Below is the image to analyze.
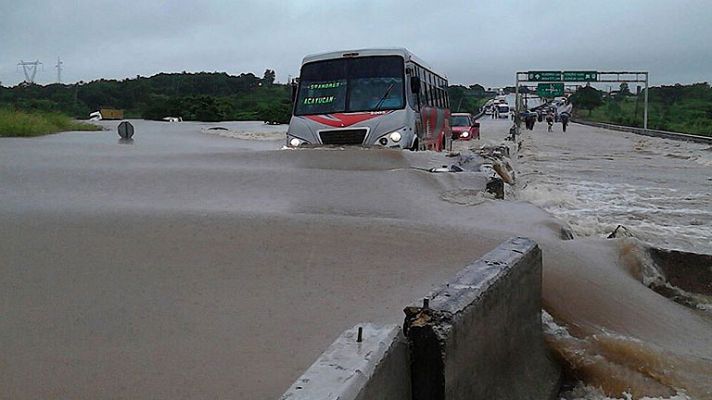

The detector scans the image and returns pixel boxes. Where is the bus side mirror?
[410,76,421,94]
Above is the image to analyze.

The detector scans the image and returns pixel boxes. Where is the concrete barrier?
[281,237,560,400]
[280,323,410,400]
[403,237,560,400]
[572,118,712,144]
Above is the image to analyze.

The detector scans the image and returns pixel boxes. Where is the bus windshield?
[294,56,405,116]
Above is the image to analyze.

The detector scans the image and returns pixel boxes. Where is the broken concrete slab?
[403,237,560,400]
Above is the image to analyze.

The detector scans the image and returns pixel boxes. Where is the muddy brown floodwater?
[507,118,712,399]
[1,119,710,399]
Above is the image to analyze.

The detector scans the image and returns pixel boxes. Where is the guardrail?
[572,118,712,144]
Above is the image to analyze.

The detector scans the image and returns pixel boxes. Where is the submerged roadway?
[1,118,711,399]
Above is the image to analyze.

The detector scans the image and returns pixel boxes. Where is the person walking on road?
[559,101,573,133]
[545,111,554,132]
[525,112,536,130]
[560,112,570,132]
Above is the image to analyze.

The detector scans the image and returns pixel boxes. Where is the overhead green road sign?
[537,83,564,98]
[527,71,562,81]
[563,71,598,82]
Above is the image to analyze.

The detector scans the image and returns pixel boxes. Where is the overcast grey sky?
[1,0,711,87]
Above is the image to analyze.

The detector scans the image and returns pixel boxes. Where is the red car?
[450,113,480,140]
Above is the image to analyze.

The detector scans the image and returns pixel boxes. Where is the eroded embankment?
[541,238,712,399]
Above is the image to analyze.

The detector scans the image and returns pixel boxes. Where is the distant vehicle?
[287,48,452,151]
[162,116,183,122]
[450,113,480,140]
[89,111,102,121]
[99,107,124,120]
[495,103,510,119]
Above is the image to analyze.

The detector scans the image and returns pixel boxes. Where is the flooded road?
[0,120,523,399]
[2,119,710,399]
[513,119,712,255]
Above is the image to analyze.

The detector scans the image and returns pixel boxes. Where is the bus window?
[419,68,427,107]
[294,59,347,115]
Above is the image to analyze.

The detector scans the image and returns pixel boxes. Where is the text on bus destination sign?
[303,96,335,105]
[308,82,344,90]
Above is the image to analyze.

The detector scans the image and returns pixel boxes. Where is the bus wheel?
[410,138,419,151]
[440,135,446,152]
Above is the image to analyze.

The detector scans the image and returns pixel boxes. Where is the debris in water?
[486,178,505,199]
[492,161,514,184]
[608,225,634,239]
[429,165,464,173]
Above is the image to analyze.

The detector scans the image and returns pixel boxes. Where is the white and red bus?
[286,48,451,151]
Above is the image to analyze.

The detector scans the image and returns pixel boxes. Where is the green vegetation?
[576,82,712,137]
[570,86,603,115]
[448,84,493,113]
[0,69,293,124]
[0,108,101,137]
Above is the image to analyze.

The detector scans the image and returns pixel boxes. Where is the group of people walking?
[522,101,572,133]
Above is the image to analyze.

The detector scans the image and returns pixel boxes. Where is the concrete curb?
[572,118,712,144]
[280,323,410,400]
[403,237,560,400]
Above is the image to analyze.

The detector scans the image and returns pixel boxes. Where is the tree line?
[0,69,292,124]
[572,82,712,136]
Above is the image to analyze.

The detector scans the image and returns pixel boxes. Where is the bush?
[256,103,291,124]
[0,108,101,137]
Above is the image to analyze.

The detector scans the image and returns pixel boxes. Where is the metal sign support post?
[644,72,649,130]
[514,73,520,128]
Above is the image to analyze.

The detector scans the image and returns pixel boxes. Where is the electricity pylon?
[18,60,42,84]
[55,57,63,83]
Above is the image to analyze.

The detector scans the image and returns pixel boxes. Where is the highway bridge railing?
[572,118,712,145]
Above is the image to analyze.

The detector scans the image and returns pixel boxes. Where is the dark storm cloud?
[1,0,711,87]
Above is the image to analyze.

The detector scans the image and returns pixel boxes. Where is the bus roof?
[301,48,446,79]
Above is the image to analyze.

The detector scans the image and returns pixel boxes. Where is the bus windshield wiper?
[374,83,395,110]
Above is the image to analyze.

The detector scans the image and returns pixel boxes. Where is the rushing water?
[493,120,712,399]
[514,122,712,255]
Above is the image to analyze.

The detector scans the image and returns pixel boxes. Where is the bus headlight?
[389,131,402,142]
[289,138,302,147]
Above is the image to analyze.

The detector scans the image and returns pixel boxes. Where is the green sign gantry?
[562,71,598,82]
[527,71,562,82]
[537,83,564,98]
